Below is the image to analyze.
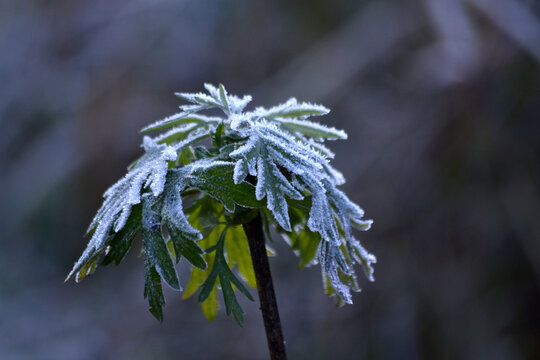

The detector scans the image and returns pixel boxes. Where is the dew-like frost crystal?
[67,137,178,281]
[69,83,375,321]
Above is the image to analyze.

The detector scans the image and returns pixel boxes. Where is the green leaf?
[218,84,230,114]
[182,201,224,319]
[182,227,219,299]
[186,162,262,211]
[197,228,254,326]
[220,274,245,326]
[198,258,220,303]
[178,147,194,165]
[225,226,257,288]
[183,265,207,299]
[213,122,224,148]
[71,84,375,323]
[169,228,206,269]
[282,197,320,268]
[75,254,100,282]
[144,257,166,322]
[201,284,219,321]
[225,207,257,226]
[155,124,199,145]
[162,183,206,269]
[142,196,180,291]
[185,196,223,237]
[193,146,217,159]
[217,143,237,160]
[291,229,320,269]
[102,204,142,266]
[67,137,177,282]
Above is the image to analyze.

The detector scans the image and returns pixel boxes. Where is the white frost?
[73,84,375,305]
[68,137,178,280]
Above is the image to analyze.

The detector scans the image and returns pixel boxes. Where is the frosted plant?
[67,84,375,359]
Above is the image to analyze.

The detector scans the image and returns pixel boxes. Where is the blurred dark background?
[1,0,539,359]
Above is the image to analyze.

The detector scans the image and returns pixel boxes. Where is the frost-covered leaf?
[69,83,375,324]
[218,84,230,114]
[102,203,142,266]
[141,195,180,291]
[67,137,177,282]
[153,123,198,145]
[185,161,262,211]
[204,83,252,114]
[224,96,373,303]
[256,98,330,119]
[174,83,236,116]
[276,118,347,140]
[230,123,324,231]
[75,254,100,282]
[141,113,221,133]
[248,98,345,140]
[228,112,372,303]
[176,92,222,108]
[162,183,206,269]
[280,198,321,269]
[169,126,216,152]
[305,178,376,303]
[141,194,181,322]
[228,119,344,231]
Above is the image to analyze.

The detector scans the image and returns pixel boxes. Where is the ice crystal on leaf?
[66,137,177,282]
[68,84,375,324]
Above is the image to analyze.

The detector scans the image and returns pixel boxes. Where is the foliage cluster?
[67,84,375,325]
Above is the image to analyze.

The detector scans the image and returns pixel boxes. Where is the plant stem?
[244,212,288,360]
